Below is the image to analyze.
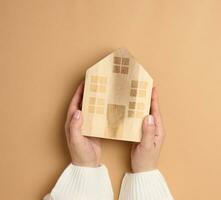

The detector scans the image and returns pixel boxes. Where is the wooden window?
[131,80,138,88]
[88,97,105,115]
[130,89,137,97]
[121,66,129,74]
[88,106,95,113]
[90,75,107,93]
[128,110,135,117]
[114,56,121,64]
[113,65,120,73]
[129,102,136,109]
[122,58,129,65]
[139,81,148,89]
[113,56,130,74]
[138,90,146,97]
[128,101,145,118]
[130,80,148,97]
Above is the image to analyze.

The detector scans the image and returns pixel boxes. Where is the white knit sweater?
[43,164,174,200]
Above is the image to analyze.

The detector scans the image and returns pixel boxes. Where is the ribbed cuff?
[51,164,113,200]
[119,170,174,200]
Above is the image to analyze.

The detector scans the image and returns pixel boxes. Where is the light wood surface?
[82,48,153,142]
[0,1,221,200]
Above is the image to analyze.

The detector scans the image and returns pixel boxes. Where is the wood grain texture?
[82,49,153,142]
[0,1,221,200]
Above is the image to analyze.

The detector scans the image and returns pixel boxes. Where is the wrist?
[132,163,157,173]
[72,160,101,168]
[132,167,157,173]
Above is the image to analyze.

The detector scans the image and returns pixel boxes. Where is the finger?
[67,81,84,123]
[69,110,84,143]
[150,87,164,126]
[140,115,156,149]
[150,87,160,117]
[151,87,165,146]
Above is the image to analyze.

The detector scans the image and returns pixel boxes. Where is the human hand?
[131,87,165,173]
[65,81,101,167]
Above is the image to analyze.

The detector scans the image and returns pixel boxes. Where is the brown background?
[1,0,221,199]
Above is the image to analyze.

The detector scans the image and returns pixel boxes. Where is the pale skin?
[65,81,165,172]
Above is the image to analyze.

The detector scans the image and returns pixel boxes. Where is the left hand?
[64,81,101,167]
[131,87,166,173]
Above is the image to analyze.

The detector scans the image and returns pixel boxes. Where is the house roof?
[86,48,153,82]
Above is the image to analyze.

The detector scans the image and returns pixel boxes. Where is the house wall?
[1,1,221,200]
[81,52,152,141]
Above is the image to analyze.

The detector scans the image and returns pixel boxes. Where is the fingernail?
[147,115,154,125]
[73,110,81,120]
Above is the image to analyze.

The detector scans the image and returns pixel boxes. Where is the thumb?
[69,110,83,141]
[141,115,156,148]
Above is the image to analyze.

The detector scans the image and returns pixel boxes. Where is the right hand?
[131,87,166,173]
[65,81,101,167]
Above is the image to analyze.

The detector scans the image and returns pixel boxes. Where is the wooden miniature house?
[82,48,153,142]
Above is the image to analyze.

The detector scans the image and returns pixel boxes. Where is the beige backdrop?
[1,0,221,199]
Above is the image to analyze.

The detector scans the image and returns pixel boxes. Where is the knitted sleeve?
[43,164,113,200]
[119,169,174,200]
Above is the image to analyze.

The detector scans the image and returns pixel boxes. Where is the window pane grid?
[130,80,148,97]
[90,76,107,93]
[128,101,144,118]
[88,97,105,114]
[113,57,129,74]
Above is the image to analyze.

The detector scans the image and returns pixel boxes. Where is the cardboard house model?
[82,48,153,142]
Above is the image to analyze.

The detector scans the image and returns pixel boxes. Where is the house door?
[106,104,125,139]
